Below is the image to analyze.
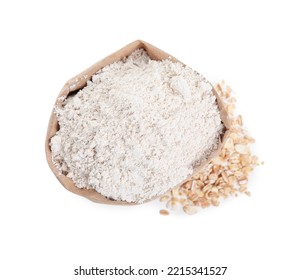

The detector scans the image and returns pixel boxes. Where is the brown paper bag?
[45,40,230,205]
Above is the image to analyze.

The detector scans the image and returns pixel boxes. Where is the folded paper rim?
[45,39,231,205]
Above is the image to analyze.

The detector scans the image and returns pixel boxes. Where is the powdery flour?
[50,49,224,203]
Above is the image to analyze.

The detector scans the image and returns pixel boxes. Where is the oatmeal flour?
[50,49,224,203]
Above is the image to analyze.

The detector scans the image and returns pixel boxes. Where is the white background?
[0,1,299,279]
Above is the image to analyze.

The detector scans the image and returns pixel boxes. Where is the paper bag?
[45,40,230,204]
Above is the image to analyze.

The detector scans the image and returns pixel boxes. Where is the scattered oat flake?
[183,205,198,215]
[159,209,170,216]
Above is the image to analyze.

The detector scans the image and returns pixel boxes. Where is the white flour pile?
[50,49,224,203]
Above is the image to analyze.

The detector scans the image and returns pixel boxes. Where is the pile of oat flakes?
[159,82,261,215]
